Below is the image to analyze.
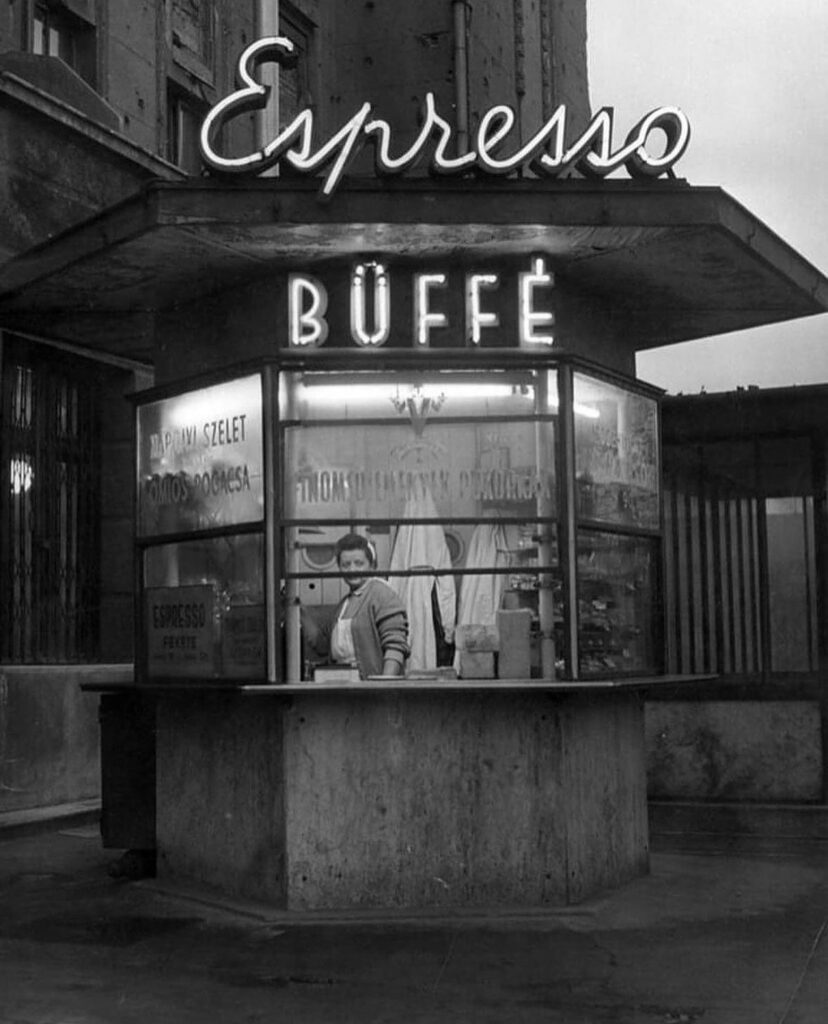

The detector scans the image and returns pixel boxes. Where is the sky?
[587,0,828,395]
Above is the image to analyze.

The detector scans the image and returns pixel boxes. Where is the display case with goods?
[133,357,663,685]
[577,530,659,676]
[499,523,564,677]
[570,372,662,678]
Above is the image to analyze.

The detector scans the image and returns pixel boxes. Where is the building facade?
[2,3,827,864]
[0,1,591,819]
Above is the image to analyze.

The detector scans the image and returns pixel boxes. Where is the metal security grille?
[663,473,763,675]
[1,340,101,662]
[663,438,818,678]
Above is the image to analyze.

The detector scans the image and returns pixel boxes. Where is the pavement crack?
[430,930,458,993]
[777,914,828,1024]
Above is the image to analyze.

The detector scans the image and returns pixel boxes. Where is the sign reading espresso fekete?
[199,36,691,197]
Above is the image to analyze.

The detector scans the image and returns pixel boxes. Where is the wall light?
[10,458,33,495]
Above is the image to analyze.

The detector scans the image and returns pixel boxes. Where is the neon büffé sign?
[200,37,691,198]
[288,256,556,349]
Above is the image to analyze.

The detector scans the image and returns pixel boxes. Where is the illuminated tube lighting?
[299,380,599,417]
[351,262,390,346]
[414,274,448,346]
[519,257,555,346]
[200,39,691,197]
[301,381,525,407]
[465,274,500,344]
[289,274,329,347]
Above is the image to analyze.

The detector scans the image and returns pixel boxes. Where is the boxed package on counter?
[455,623,499,679]
[313,665,360,683]
[455,623,499,652]
[496,608,532,679]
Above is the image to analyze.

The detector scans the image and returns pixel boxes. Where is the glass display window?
[577,530,659,676]
[280,368,560,681]
[144,535,265,679]
[573,372,660,530]
[137,374,264,537]
[134,359,663,684]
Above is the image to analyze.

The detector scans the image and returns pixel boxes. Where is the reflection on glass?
[137,375,265,536]
[577,530,658,676]
[280,369,561,681]
[573,374,659,529]
[144,534,265,679]
[284,420,556,523]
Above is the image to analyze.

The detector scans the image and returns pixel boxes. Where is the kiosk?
[1,115,825,909]
[135,343,663,908]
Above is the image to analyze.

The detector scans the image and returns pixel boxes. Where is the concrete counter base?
[155,688,648,910]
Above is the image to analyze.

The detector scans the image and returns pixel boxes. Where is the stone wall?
[646,700,823,803]
[0,665,130,815]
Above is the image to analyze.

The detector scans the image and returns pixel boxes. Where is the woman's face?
[338,548,372,591]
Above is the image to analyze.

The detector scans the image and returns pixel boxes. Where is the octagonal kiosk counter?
[129,352,694,911]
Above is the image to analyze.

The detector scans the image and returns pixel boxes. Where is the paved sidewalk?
[1,825,827,1023]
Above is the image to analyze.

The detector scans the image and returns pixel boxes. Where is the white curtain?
[453,523,510,672]
[389,488,456,672]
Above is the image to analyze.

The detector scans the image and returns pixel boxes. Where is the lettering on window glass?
[137,376,263,535]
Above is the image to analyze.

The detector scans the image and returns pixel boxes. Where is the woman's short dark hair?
[335,532,376,567]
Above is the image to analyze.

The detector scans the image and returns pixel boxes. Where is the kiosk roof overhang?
[0,177,825,363]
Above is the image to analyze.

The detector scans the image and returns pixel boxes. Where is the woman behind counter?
[303,533,410,679]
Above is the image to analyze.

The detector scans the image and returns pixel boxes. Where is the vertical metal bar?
[534,370,556,679]
[672,474,686,673]
[661,474,677,673]
[723,490,738,673]
[263,366,281,683]
[256,0,281,174]
[745,493,757,671]
[683,491,695,675]
[751,435,764,675]
[453,1,470,154]
[696,469,712,674]
[753,437,769,676]
[36,364,49,659]
[736,493,750,673]
[709,476,724,676]
[557,365,579,678]
[671,475,683,675]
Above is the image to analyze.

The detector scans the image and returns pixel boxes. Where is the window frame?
[29,0,97,88]
[133,355,663,685]
[166,80,211,174]
[0,334,102,663]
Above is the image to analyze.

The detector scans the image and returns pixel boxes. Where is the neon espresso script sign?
[199,37,691,198]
